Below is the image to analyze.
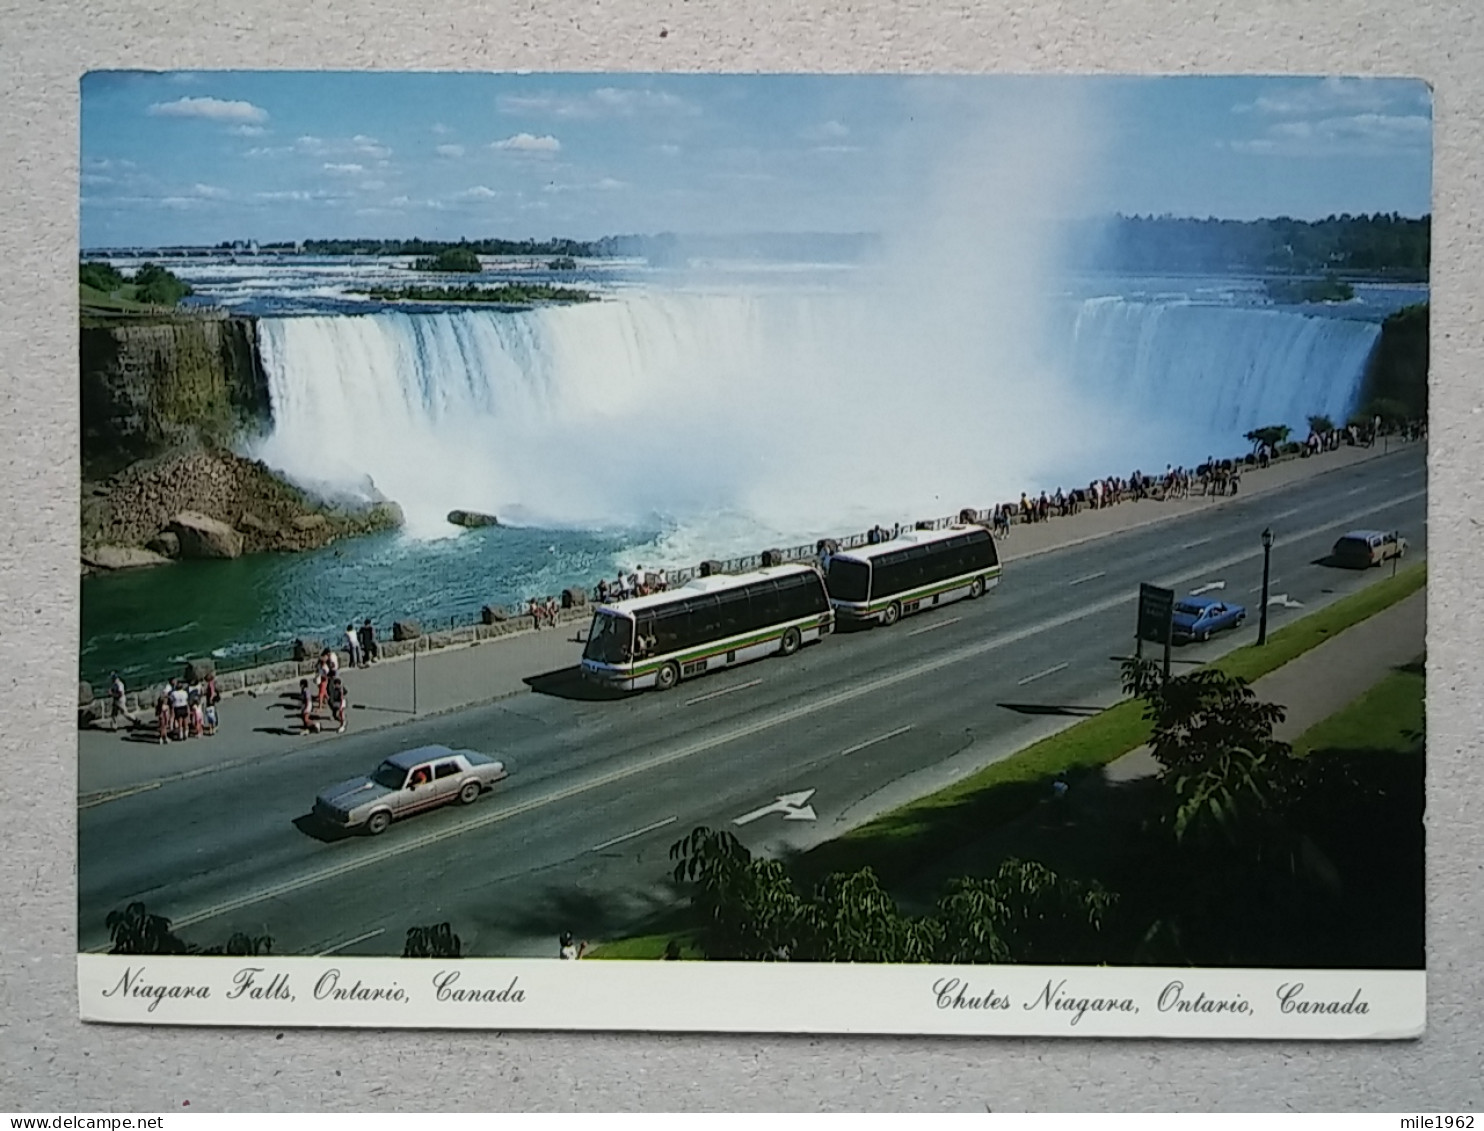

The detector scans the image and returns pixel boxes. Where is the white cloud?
[1236,77,1429,118]
[352,134,391,158]
[192,183,229,198]
[359,180,386,191]
[245,145,293,158]
[323,162,365,175]
[1233,112,1430,157]
[655,143,681,156]
[436,144,466,158]
[497,87,696,119]
[457,185,500,199]
[803,119,850,140]
[493,132,561,152]
[595,177,626,190]
[80,173,113,186]
[813,144,863,154]
[148,96,269,124]
[255,190,317,201]
[431,122,452,135]
[229,124,267,137]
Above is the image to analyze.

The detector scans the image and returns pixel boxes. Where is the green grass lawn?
[1293,657,1425,756]
[79,282,152,313]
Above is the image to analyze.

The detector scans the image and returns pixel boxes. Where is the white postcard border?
[79,956,1423,1038]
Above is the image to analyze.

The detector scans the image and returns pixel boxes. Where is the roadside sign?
[1137,583,1175,645]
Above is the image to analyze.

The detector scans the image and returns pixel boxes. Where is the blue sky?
[80,72,1432,247]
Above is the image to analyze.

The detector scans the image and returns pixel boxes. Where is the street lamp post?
[1258,527,1274,647]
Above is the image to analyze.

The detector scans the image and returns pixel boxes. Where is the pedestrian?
[358,618,379,665]
[168,679,190,741]
[203,699,218,736]
[316,651,331,708]
[345,623,363,669]
[558,931,587,960]
[108,671,128,731]
[155,691,171,745]
[298,678,321,734]
[187,682,205,737]
[328,675,349,734]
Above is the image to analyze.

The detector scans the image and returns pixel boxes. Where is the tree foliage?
[1121,657,1297,849]
[1306,414,1336,436]
[403,922,464,958]
[411,247,483,273]
[80,260,125,292]
[669,827,1114,963]
[1244,424,1291,451]
[131,262,194,305]
[105,901,271,956]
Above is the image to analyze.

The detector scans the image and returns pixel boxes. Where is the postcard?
[77,71,1428,1037]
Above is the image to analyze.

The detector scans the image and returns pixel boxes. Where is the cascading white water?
[1058,297,1380,449]
[252,287,1379,547]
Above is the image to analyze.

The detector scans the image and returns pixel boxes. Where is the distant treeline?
[154,213,1432,278]
[1071,213,1430,279]
[1358,302,1428,423]
[301,236,593,258]
[359,283,596,305]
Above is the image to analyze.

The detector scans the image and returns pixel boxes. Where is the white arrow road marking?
[312,927,386,957]
[100,487,1422,943]
[1018,662,1069,686]
[840,725,912,757]
[1267,593,1305,609]
[685,679,761,706]
[1068,571,1106,586]
[907,616,961,636]
[733,789,817,825]
[591,815,678,852]
[1190,580,1227,595]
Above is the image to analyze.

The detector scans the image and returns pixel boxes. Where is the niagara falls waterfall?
[252,290,1380,541]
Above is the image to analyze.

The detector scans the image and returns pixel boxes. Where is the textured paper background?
[3,0,1481,1111]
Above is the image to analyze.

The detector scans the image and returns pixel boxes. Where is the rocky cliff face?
[81,447,404,570]
[80,316,269,476]
[80,315,403,571]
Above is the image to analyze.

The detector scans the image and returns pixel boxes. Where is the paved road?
[78,445,1427,957]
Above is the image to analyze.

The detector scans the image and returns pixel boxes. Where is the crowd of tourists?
[115,671,223,746]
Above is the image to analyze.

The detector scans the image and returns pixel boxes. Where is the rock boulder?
[292,637,323,662]
[393,620,423,642]
[182,658,216,683]
[168,511,244,559]
[447,509,500,528]
[83,545,173,571]
[480,605,509,624]
[146,531,181,558]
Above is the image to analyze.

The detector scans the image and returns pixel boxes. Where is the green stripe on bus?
[626,614,830,676]
[863,569,1001,612]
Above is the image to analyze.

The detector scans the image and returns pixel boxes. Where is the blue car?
[1171,595,1247,643]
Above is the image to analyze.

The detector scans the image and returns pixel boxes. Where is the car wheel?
[1199,630,1210,643]
[655,662,680,691]
[458,780,482,805]
[366,810,392,836]
[969,577,985,599]
[779,626,802,656]
[881,602,901,627]
[1235,615,1245,628]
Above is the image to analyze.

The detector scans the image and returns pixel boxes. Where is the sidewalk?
[76,437,1421,800]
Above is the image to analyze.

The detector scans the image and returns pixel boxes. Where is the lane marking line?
[1400,469,1423,478]
[685,679,761,706]
[1181,537,1212,549]
[840,725,913,757]
[78,781,161,809]
[1345,485,1370,496]
[907,617,961,636]
[1268,507,1301,521]
[313,927,386,957]
[590,815,679,852]
[1068,571,1106,586]
[1018,662,1069,686]
[116,487,1425,938]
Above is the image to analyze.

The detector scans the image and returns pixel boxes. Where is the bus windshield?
[826,558,870,602]
[583,611,634,664]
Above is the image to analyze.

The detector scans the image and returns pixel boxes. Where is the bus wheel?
[881,602,901,627]
[655,662,680,691]
[969,577,985,599]
[780,627,801,656]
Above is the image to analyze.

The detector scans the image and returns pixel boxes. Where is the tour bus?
[580,563,834,692]
[823,524,1001,626]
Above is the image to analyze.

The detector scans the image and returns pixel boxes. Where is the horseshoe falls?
[252,288,1381,545]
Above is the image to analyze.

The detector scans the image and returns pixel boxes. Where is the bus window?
[583,612,635,664]
[826,558,870,602]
